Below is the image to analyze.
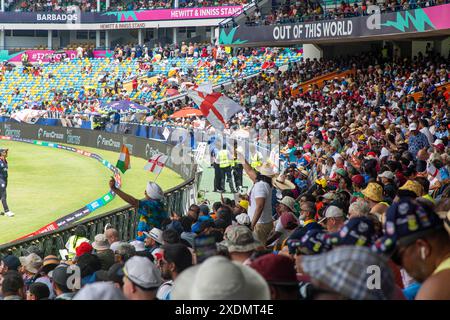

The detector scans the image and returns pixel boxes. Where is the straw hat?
[272,174,295,190]
[256,162,278,177]
[361,182,383,203]
[278,196,296,212]
[399,180,424,197]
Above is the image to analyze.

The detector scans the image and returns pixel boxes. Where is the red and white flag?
[187,83,243,131]
[144,153,168,176]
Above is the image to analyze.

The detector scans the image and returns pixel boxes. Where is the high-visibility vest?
[251,153,262,169]
[65,235,90,259]
[218,150,231,168]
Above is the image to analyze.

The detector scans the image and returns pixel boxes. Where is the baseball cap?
[329,217,376,247]
[322,192,336,201]
[1,254,20,271]
[49,264,72,287]
[351,174,365,187]
[219,225,261,253]
[408,123,417,131]
[123,256,162,290]
[235,213,251,226]
[250,254,298,286]
[288,229,332,255]
[374,199,444,262]
[130,240,146,252]
[378,171,395,180]
[319,205,345,223]
[336,168,348,177]
[76,242,93,257]
[143,227,164,245]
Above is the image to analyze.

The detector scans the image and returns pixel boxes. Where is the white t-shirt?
[248,181,273,224]
[156,280,173,300]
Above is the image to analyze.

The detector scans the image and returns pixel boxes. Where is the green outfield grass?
[0,140,183,245]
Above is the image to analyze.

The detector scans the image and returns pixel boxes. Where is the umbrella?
[166,88,179,97]
[102,100,150,112]
[170,108,203,119]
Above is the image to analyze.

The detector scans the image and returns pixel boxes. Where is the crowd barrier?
[0,122,200,257]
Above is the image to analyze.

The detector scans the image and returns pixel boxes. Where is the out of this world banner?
[219,4,450,46]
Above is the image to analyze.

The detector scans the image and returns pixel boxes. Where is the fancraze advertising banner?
[0,135,121,240]
[0,122,195,181]
[0,122,195,240]
[0,6,242,24]
[219,4,450,46]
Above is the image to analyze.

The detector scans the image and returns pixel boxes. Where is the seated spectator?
[27,282,50,300]
[1,270,25,300]
[121,256,162,300]
[219,225,261,265]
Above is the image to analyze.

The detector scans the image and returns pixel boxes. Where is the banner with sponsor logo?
[0,6,242,24]
[0,122,195,180]
[4,49,114,63]
[219,4,450,46]
[0,135,120,241]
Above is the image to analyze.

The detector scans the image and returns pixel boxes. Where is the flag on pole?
[144,153,168,176]
[187,83,243,131]
[116,145,131,173]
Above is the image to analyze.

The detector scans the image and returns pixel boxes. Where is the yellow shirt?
[433,256,450,275]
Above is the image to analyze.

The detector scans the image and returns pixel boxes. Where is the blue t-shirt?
[136,199,167,241]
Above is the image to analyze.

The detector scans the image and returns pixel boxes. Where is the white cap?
[319,206,344,223]
[378,171,395,180]
[235,213,251,226]
[146,182,164,200]
[130,240,146,252]
[409,123,417,131]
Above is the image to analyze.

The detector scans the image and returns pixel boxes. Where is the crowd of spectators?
[244,0,448,26]
[5,0,248,12]
[0,42,449,300]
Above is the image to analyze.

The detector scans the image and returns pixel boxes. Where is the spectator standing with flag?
[109,178,167,243]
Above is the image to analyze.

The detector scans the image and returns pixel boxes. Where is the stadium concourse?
[0,41,449,300]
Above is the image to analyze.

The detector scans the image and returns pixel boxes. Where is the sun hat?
[399,180,424,197]
[122,256,162,290]
[40,255,60,274]
[272,174,295,190]
[250,254,298,286]
[143,227,164,245]
[378,171,395,180]
[301,246,395,300]
[171,256,270,300]
[319,206,345,223]
[92,234,110,251]
[19,253,43,274]
[361,182,383,202]
[278,196,296,212]
[256,162,278,177]
[219,225,261,253]
[146,182,164,200]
